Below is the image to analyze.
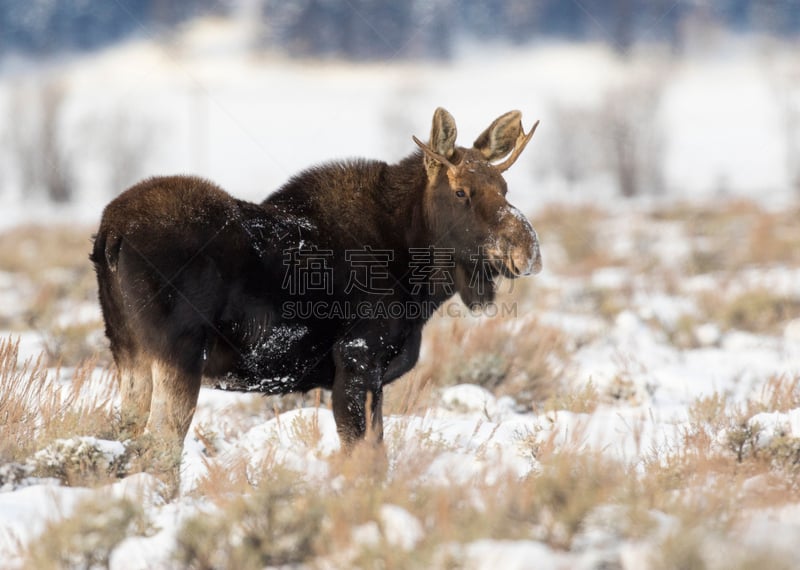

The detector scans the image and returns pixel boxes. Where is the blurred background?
[0,0,798,223]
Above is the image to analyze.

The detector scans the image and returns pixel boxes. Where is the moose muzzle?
[490,205,542,278]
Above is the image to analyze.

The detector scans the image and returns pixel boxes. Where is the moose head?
[414,107,542,309]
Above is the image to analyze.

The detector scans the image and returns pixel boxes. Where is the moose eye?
[455,189,467,199]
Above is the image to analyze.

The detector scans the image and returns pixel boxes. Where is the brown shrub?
[718,289,800,334]
[23,494,151,569]
[174,467,325,570]
[653,200,800,274]
[534,205,612,274]
[0,337,117,468]
[412,311,570,408]
[0,224,104,366]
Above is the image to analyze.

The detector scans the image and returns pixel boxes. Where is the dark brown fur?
[91,108,541,453]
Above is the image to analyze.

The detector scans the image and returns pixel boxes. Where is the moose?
[91,108,541,456]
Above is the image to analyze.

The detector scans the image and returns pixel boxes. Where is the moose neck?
[381,152,433,250]
[262,152,439,263]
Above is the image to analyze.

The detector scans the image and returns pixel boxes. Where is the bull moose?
[91,107,541,456]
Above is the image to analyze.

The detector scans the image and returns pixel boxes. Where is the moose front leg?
[332,380,383,451]
[332,341,384,452]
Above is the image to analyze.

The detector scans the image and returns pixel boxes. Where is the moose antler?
[412,136,458,174]
[492,120,540,173]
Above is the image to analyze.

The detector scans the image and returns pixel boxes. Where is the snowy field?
[1,18,800,570]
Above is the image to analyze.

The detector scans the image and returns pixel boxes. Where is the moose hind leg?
[145,359,202,452]
[117,357,153,438]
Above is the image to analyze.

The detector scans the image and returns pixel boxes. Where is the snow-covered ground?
[2,296,800,567]
[1,17,800,570]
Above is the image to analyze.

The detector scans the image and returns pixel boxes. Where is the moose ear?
[473,110,523,162]
[424,107,457,173]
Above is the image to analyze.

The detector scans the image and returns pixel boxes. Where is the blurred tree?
[505,0,545,44]
[750,0,800,37]
[1,0,800,61]
[263,0,451,60]
[0,0,225,58]
[612,0,634,54]
[263,0,348,57]
[343,1,413,60]
[8,79,75,203]
[602,71,665,198]
[539,0,586,40]
[459,0,505,40]
[411,0,453,60]
[721,0,752,31]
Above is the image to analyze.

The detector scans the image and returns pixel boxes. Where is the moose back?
[91,107,541,452]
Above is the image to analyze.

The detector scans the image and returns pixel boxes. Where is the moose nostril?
[509,241,542,277]
[510,249,530,276]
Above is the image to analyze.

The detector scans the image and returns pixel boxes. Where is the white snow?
[459,540,571,570]
[348,504,423,550]
[749,409,800,448]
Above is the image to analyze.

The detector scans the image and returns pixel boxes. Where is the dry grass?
[384,368,439,417]
[175,466,326,569]
[653,200,800,274]
[0,225,94,275]
[716,289,800,334]
[744,206,800,266]
[543,380,601,414]
[756,374,800,413]
[409,311,570,409]
[22,494,152,570]
[0,224,104,366]
[176,429,631,570]
[534,204,613,274]
[171,373,800,568]
[691,286,800,336]
[0,337,121,485]
[642,380,800,513]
